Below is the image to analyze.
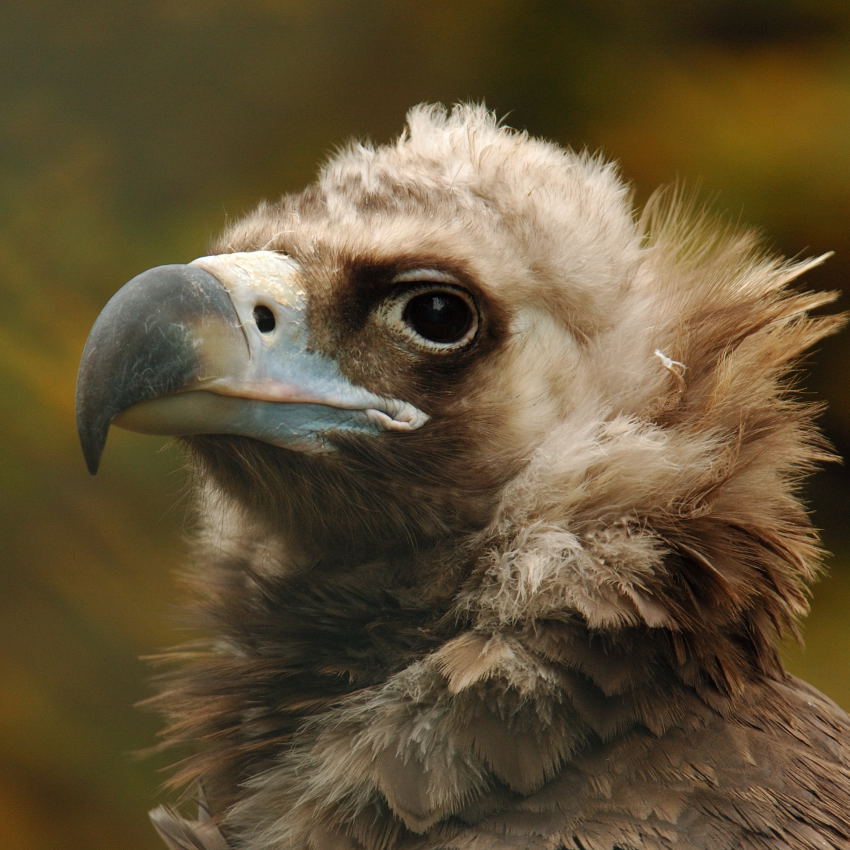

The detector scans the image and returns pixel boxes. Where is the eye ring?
[383,284,479,351]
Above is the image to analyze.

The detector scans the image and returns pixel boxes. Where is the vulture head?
[77,104,850,850]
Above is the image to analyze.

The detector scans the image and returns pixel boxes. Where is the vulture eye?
[403,291,473,343]
[385,285,479,350]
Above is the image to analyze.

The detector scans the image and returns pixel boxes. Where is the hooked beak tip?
[77,413,107,475]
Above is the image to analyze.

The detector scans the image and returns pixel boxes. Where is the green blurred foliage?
[1,1,848,847]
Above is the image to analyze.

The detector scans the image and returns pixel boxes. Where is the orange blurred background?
[2,2,849,847]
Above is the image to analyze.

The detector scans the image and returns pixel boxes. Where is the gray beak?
[76,251,428,474]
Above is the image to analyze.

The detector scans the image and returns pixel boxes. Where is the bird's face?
[76,222,584,552]
[76,108,640,553]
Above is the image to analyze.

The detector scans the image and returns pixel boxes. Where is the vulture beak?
[76,251,428,474]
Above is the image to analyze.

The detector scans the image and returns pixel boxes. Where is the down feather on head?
[76,103,850,850]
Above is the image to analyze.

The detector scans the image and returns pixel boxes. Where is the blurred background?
[2,1,849,847]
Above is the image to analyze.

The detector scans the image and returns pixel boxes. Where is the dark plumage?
[76,104,850,849]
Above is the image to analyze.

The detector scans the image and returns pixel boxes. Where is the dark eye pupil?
[402,291,473,344]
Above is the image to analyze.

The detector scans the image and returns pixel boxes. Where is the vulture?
[76,104,850,850]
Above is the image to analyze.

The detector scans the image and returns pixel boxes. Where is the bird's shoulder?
[427,674,850,850]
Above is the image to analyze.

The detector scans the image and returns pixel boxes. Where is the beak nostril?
[253,305,276,334]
